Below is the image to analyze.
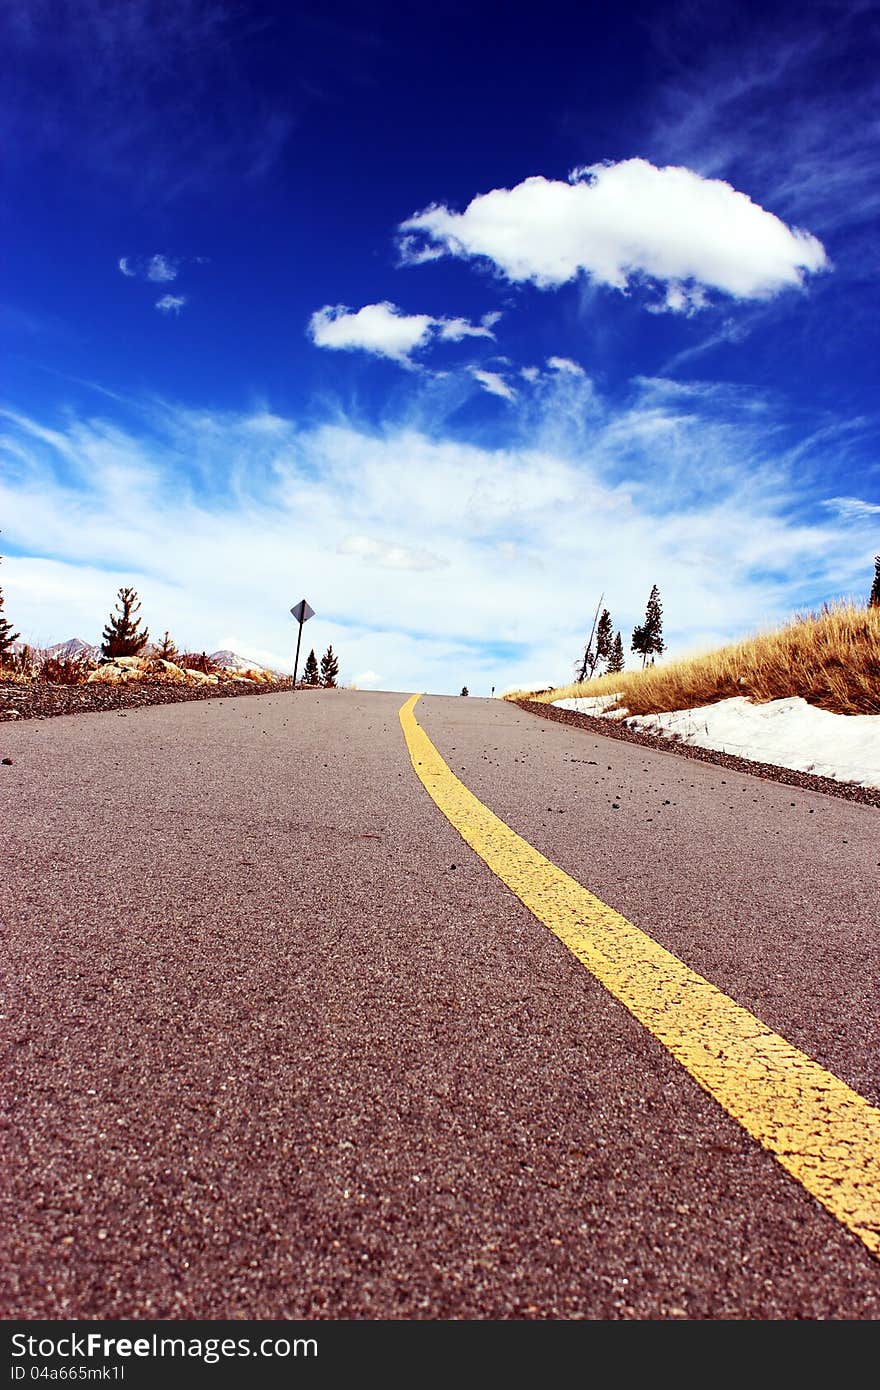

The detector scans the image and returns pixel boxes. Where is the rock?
[88,664,138,683]
[183,669,219,685]
[147,659,187,682]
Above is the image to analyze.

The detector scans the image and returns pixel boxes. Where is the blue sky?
[2,0,879,693]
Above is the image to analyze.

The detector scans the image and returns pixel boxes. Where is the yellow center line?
[399,693,880,1259]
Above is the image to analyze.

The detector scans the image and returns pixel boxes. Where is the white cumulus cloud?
[308,301,496,365]
[399,158,828,308]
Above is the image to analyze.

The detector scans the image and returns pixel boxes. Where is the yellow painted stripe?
[399,693,880,1259]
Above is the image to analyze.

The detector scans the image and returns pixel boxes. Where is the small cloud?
[308,301,496,365]
[338,534,448,571]
[117,253,194,283]
[155,294,186,314]
[147,254,179,282]
[547,356,585,375]
[471,368,516,402]
[437,316,495,343]
[352,669,381,687]
[520,366,541,383]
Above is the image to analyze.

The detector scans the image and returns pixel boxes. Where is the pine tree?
[0,554,20,665]
[607,631,625,673]
[632,584,665,667]
[302,648,319,685]
[101,586,149,659]
[595,608,613,671]
[460,686,469,696]
[320,645,339,687]
[157,630,178,662]
[870,555,880,609]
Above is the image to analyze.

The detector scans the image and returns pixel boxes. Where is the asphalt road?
[2,690,879,1319]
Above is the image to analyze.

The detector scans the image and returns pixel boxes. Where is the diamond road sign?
[290,600,315,623]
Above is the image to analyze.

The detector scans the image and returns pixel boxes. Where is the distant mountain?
[9,637,98,662]
[8,639,280,675]
[208,649,273,673]
[48,638,99,662]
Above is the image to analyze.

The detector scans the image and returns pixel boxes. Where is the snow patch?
[555,693,630,719]
[553,693,880,788]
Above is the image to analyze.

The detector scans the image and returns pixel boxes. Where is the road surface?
[2,690,879,1318]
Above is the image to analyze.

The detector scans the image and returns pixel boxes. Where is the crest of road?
[3,689,879,1318]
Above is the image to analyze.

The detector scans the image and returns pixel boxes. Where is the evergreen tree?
[595,608,613,671]
[101,586,149,659]
[460,686,469,696]
[870,555,880,609]
[607,631,625,673]
[0,554,20,664]
[302,648,319,685]
[319,645,339,687]
[632,584,665,667]
[157,630,178,662]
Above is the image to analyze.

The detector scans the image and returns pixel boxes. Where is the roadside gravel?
[0,678,298,723]
[515,698,880,809]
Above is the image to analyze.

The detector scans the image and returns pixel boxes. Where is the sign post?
[290,599,315,686]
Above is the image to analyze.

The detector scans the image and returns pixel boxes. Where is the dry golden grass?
[507,603,880,717]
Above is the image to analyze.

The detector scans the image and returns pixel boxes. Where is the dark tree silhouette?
[302,648,319,685]
[157,630,178,662]
[101,587,149,659]
[320,645,339,687]
[460,686,469,696]
[595,608,613,671]
[0,554,20,664]
[870,555,880,608]
[632,584,664,667]
[607,631,625,673]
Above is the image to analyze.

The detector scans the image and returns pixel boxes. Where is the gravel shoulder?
[0,677,299,723]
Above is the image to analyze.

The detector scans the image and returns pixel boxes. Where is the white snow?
[553,694,880,789]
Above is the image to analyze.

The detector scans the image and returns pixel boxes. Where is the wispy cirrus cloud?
[823,496,880,522]
[307,301,498,365]
[398,159,827,310]
[337,535,448,571]
[646,5,880,241]
[155,294,187,315]
[0,371,875,692]
[1,0,295,197]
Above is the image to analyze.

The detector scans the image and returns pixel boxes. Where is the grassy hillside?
[508,603,880,717]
